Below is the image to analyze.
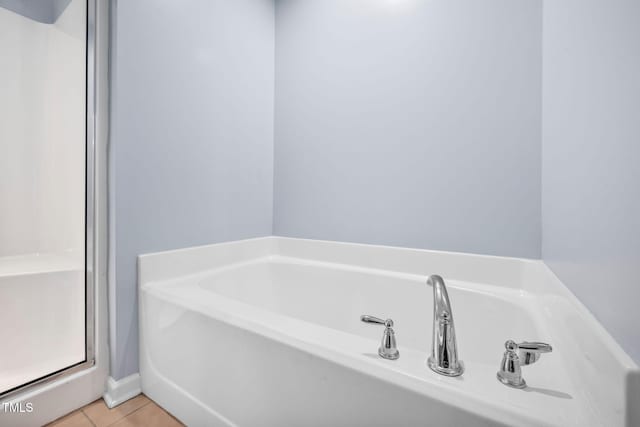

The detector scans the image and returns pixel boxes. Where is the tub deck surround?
[138,237,637,427]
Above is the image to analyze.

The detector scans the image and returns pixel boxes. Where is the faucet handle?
[497,340,553,388]
[360,315,393,327]
[517,341,552,352]
[360,315,399,360]
[516,341,552,365]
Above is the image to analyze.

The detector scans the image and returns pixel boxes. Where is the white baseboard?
[103,373,141,408]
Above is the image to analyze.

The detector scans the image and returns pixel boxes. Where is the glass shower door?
[0,0,90,396]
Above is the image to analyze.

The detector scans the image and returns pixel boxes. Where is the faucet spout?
[427,275,464,377]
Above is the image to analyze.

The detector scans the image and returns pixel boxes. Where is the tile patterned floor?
[46,394,184,427]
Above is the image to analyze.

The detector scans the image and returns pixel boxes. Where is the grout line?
[103,399,153,426]
[79,407,96,427]
[80,410,97,427]
[79,396,152,427]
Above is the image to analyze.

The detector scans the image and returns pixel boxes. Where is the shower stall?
[0,1,107,421]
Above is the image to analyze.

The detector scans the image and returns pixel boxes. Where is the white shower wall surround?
[0,0,85,257]
[0,257,84,393]
[0,0,86,398]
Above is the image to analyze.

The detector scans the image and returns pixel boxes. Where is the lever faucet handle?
[517,341,553,365]
[517,341,552,352]
[360,315,394,328]
[360,314,399,360]
[497,339,553,388]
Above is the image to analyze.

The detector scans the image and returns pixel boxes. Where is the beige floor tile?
[110,402,183,427]
[82,394,150,427]
[46,410,93,427]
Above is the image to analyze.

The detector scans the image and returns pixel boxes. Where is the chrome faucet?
[427,275,464,376]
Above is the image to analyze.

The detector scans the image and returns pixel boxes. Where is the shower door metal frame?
[0,0,97,400]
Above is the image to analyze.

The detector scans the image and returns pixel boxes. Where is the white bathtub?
[0,253,85,394]
[139,237,638,427]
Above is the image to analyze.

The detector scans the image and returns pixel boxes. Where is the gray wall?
[0,0,72,23]
[109,0,640,382]
[541,0,640,362]
[110,0,274,380]
[273,0,542,258]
